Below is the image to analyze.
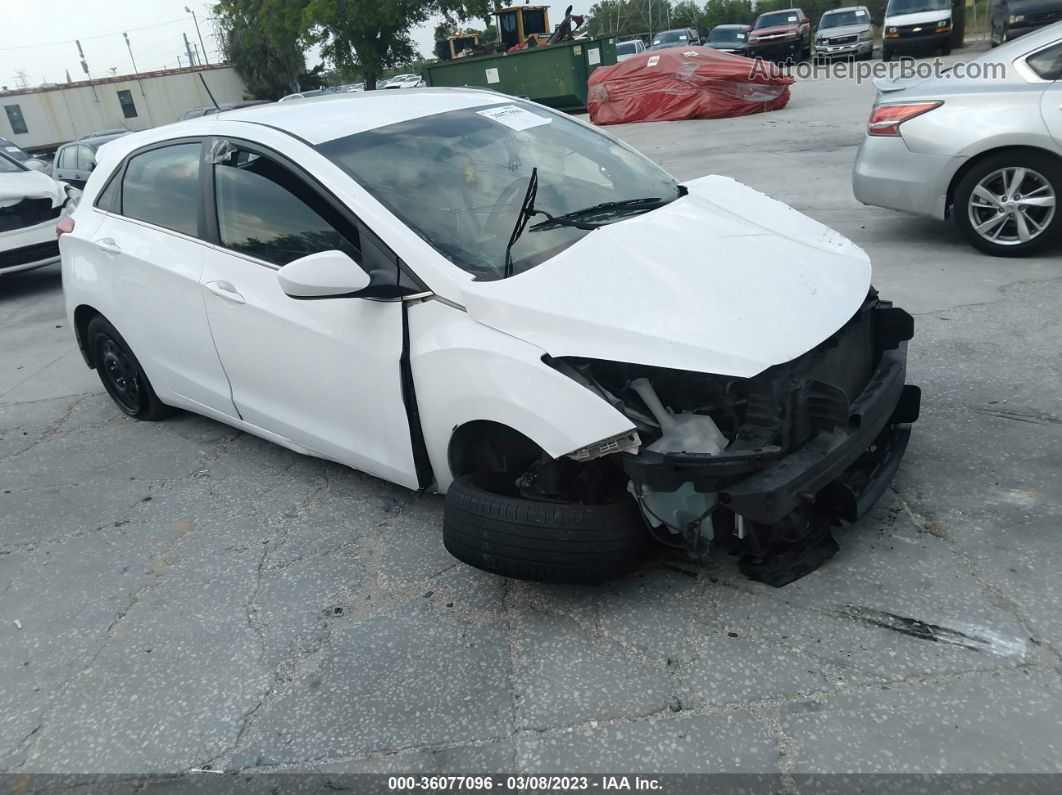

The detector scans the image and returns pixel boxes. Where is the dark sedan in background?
[705,24,753,56]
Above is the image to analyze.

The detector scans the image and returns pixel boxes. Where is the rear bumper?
[623,301,919,526]
[852,135,961,220]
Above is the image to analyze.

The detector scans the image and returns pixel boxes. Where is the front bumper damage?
[590,293,919,584]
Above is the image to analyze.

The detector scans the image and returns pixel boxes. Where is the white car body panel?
[198,245,421,489]
[69,213,239,416]
[0,219,63,274]
[1044,81,1062,145]
[459,176,871,379]
[0,169,65,206]
[408,300,635,492]
[221,90,506,145]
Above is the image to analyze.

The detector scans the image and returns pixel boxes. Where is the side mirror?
[87,162,96,171]
[277,250,371,298]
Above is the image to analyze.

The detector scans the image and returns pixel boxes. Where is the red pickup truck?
[748,8,812,62]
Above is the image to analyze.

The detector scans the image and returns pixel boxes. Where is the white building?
[0,64,250,151]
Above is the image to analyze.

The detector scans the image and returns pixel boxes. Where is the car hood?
[818,23,871,37]
[707,41,748,49]
[0,169,65,208]
[459,176,872,379]
[751,24,800,37]
[885,9,950,25]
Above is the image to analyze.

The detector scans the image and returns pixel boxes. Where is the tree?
[671,0,704,30]
[702,0,756,31]
[302,0,491,90]
[214,0,310,99]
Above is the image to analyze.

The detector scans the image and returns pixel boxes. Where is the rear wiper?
[529,196,671,232]
[503,167,539,279]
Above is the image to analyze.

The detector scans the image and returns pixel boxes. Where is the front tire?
[443,474,650,584]
[87,316,173,420]
[954,151,1061,257]
[882,47,893,62]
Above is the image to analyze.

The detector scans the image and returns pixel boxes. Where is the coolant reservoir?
[630,378,727,539]
[631,378,728,456]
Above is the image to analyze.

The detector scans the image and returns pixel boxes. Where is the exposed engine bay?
[527,290,921,586]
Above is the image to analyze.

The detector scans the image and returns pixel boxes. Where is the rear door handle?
[204,280,246,305]
[93,237,121,256]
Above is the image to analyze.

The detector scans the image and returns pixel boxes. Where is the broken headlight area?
[549,290,920,586]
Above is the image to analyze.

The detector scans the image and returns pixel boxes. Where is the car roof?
[62,132,129,150]
[215,87,510,145]
[821,6,868,14]
[712,23,750,28]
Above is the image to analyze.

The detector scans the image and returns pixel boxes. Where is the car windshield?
[0,152,24,173]
[820,9,869,27]
[755,11,799,28]
[652,30,688,44]
[709,28,747,42]
[886,0,948,14]
[1,142,29,161]
[318,103,680,281]
[617,41,640,54]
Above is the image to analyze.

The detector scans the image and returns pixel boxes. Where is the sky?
[0,0,593,89]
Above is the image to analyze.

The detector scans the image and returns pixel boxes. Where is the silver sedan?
[853,22,1062,256]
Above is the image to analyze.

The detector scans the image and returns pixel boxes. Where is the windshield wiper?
[503,167,539,279]
[529,196,673,232]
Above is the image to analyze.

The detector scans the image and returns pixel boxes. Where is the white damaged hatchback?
[1,151,69,277]
[60,89,920,586]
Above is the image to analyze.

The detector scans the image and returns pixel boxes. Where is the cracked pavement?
[2,49,1062,776]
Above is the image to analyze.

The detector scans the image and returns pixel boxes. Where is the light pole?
[185,6,210,65]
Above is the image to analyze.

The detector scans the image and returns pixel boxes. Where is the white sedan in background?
[853,23,1062,256]
[60,89,918,587]
[0,151,69,276]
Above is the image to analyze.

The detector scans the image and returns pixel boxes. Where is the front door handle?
[204,280,246,305]
[93,237,121,256]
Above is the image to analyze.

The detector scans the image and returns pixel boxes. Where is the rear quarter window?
[1026,42,1062,81]
[95,170,121,212]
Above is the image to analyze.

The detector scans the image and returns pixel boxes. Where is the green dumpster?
[422,37,618,112]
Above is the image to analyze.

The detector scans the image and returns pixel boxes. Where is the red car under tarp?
[587,46,794,125]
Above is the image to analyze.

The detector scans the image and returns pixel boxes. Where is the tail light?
[56,217,75,238]
[867,101,942,136]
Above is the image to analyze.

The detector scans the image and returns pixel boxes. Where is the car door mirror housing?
[277,250,372,298]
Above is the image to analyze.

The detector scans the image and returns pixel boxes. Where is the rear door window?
[76,145,95,170]
[56,146,73,170]
[212,145,360,266]
[121,142,201,236]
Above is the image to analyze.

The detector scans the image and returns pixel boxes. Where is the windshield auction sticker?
[477,105,552,131]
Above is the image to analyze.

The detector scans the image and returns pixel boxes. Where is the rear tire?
[87,316,173,421]
[443,474,650,584]
[953,150,1062,257]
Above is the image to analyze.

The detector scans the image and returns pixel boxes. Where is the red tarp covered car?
[587,46,795,125]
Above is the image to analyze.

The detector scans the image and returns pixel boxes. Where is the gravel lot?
[2,45,1061,778]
